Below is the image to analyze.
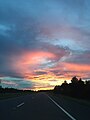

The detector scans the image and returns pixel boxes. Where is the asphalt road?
[0,92,90,120]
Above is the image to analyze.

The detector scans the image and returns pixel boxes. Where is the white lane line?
[47,95,77,120]
[17,102,24,108]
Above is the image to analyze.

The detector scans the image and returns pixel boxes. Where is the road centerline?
[17,102,24,108]
[46,95,77,120]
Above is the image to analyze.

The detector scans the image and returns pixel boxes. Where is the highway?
[0,92,90,120]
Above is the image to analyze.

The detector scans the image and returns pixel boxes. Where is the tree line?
[0,80,33,93]
[54,76,90,100]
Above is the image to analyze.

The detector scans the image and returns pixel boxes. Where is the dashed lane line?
[17,102,24,108]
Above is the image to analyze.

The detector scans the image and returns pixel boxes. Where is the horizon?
[0,76,88,91]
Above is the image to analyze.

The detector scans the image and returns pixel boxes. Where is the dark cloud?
[65,51,90,65]
[35,71,47,75]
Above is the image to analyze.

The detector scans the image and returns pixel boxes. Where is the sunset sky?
[0,0,90,90]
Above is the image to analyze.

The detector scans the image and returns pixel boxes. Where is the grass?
[0,92,33,100]
[51,93,90,106]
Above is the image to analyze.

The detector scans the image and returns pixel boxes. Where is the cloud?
[65,51,90,65]
[1,77,33,89]
[39,25,90,51]
[35,71,47,75]
[10,48,68,78]
[0,0,90,90]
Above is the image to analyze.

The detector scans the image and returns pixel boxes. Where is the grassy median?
[0,92,34,100]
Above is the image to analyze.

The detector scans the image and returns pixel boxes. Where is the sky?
[0,0,90,90]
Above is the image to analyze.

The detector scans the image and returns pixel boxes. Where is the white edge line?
[17,102,24,108]
[47,95,77,120]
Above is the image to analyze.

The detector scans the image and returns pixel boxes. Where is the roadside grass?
[60,94,90,106]
[0,92,33,100]
[48,92,90,106]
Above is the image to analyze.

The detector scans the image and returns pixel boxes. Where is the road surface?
[0,92,90,120]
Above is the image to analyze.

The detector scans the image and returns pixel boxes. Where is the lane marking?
[17,102,24,108]
[47,95,77,120]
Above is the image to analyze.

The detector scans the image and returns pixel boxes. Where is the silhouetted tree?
[54,85,61,93]
[0,79,2,88]
[69,76,79,97]
[60,81,70,95]
[84,80,90,99]
[71,76,78,84]
[53,76,90,100]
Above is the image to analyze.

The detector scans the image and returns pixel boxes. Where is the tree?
[78,78,84,85]
[0,79,2,88]
[70,76,79,97]
[71,76,78,84]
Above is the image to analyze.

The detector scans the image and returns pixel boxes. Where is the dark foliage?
[0,87,34,93]
[0,79,34,93]
[54,76,90,100]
